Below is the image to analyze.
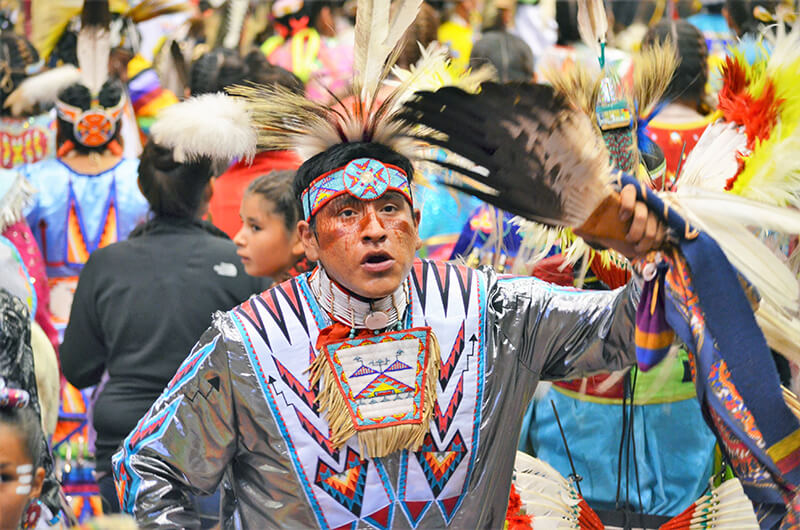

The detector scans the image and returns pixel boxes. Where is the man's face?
[298,191,421,299]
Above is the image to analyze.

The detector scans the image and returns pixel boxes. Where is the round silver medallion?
[364,311,390,330]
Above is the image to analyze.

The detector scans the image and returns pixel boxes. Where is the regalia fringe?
[308,332,441,459]
[0,173,36,232]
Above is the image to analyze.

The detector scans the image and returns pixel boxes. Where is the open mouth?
[361,251,395,272]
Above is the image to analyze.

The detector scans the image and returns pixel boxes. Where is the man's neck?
[310,266,409,331]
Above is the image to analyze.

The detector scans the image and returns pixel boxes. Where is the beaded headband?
[301,157,413,222]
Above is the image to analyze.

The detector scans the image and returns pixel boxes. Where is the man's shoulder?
[230,274,308,317]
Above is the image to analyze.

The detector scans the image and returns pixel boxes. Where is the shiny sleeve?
[491,273,639,381]
[112,313,241,529]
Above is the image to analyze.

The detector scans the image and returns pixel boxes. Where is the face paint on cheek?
[16,465,32,474]
[16,485,31,495]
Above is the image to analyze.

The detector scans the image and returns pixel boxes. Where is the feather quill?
[576,0,608,59]
[353,0,392,102]
[3,65,82,117]
[150,93,256,164]
[513,452,604,529]
[77,0,112,95]
[660,479,759,529]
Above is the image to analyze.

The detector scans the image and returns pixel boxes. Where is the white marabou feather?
[577,0,608,58]
[150,93,256,163]
[354,0,422,102]
[677,121,748,190]
[77,26,111,95]
[3,65,82,117]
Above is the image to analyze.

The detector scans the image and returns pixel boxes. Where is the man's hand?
[574,184,668,259]
[618,183,667,258]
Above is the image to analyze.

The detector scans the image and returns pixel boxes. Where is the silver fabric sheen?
[117,267,638,529]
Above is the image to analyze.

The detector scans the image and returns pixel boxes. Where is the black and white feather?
[398,82,614,228]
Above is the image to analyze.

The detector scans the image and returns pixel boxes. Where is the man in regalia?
[113,135,664,528]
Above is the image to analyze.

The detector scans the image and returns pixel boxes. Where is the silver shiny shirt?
[114,263,637,529]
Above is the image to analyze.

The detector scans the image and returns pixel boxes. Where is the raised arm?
[491,273,639,381]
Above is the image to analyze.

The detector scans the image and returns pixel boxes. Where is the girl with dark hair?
[234,170,308,282]
[207,54,304,238]
[60,94,268,517]
[642,19,717,187]
[0,287,70,529]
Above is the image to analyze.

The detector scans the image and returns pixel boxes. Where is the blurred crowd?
[0,0,797,528]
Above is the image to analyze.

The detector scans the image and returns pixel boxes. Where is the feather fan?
[576,0,608,60]
[2,65,82,117]
[77,0,112,95]
[149,93,256,164]
[398,83,614,231]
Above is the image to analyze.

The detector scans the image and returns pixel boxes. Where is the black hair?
[0,34,40,115]
[725,0,778,37]
[245,170,300,231]
[56,79,124,153]
[242,50,305,95]
[555,0,581,45]
[0,404,43,465]
[138,141,215,219]
[294,142,415,225]
[643,19,709,112]
[190,48,246,96]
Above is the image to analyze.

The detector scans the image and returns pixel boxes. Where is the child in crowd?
[0,380,48,529]
[234,170,308,283]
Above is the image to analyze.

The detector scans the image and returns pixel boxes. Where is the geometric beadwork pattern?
[315,447,369,516]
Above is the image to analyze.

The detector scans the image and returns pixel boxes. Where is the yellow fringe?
[309,332,441,459]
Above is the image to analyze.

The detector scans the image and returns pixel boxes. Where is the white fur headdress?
[149,93,257,164]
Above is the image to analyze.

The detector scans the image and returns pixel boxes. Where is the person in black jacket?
[60,95,268,519]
